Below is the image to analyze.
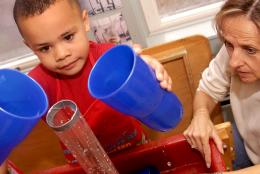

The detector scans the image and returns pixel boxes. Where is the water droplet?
[167,161,172,167]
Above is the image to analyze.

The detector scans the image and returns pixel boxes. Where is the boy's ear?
[82,10,90,32]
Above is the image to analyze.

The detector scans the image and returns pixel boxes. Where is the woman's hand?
[133,44,172,91]
[184,108,223,168]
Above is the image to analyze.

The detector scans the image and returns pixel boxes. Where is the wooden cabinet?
[9,120,66,173]
[142,35,223,139]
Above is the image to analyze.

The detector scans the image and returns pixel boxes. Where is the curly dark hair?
[13,0,80,24]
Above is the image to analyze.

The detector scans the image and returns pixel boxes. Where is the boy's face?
[18,0,90,76]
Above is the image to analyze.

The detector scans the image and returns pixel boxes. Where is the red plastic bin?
[7,160,24,174]
[31,134,226,174]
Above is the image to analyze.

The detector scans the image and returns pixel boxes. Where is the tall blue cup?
[88,45,183,131]
[0,69,48,164]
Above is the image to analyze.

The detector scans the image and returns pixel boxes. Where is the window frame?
[139,0,225,35]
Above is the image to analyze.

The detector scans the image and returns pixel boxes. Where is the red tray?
[7,160,24,174]
[31,134,226,174]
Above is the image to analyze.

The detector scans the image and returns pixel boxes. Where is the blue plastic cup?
[0,69,48,164]
[88,45,183,131]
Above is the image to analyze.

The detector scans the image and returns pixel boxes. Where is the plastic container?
[31,134,226,174]
[88,45,183,131]
[135,166,160,174]
[46,100,118,174]
[7,160,24,174]
[0,69,48,164]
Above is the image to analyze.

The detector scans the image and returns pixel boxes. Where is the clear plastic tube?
[46,100,118,174]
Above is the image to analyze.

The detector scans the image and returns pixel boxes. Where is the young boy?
[12,0,172,165]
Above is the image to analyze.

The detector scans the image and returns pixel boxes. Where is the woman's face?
[222,14,260,83]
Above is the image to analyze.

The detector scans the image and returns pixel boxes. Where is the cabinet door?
[142,35,223,139]
[9,120,66,173]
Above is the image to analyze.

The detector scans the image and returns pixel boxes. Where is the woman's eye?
[224,41,233,49]
[245,47,256,54]
[39,46,50,53]
[64,34,74,41]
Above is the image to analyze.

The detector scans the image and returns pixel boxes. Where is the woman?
[184,0,260,173]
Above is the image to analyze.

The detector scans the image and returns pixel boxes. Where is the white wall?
[121,0,222,56]
[0,0,223,71]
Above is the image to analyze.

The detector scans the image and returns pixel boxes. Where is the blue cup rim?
[0,69,48,120]
[88,45,137,99]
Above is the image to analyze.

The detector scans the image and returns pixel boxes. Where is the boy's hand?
[133,44,172,91]
[141,55,172,91]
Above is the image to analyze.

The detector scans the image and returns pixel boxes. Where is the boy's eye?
[64,34,74,41]
[39,46,50,53]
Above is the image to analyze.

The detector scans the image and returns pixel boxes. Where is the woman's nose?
[229,50,243,69]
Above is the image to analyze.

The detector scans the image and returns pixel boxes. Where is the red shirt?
[29,41,146,163]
